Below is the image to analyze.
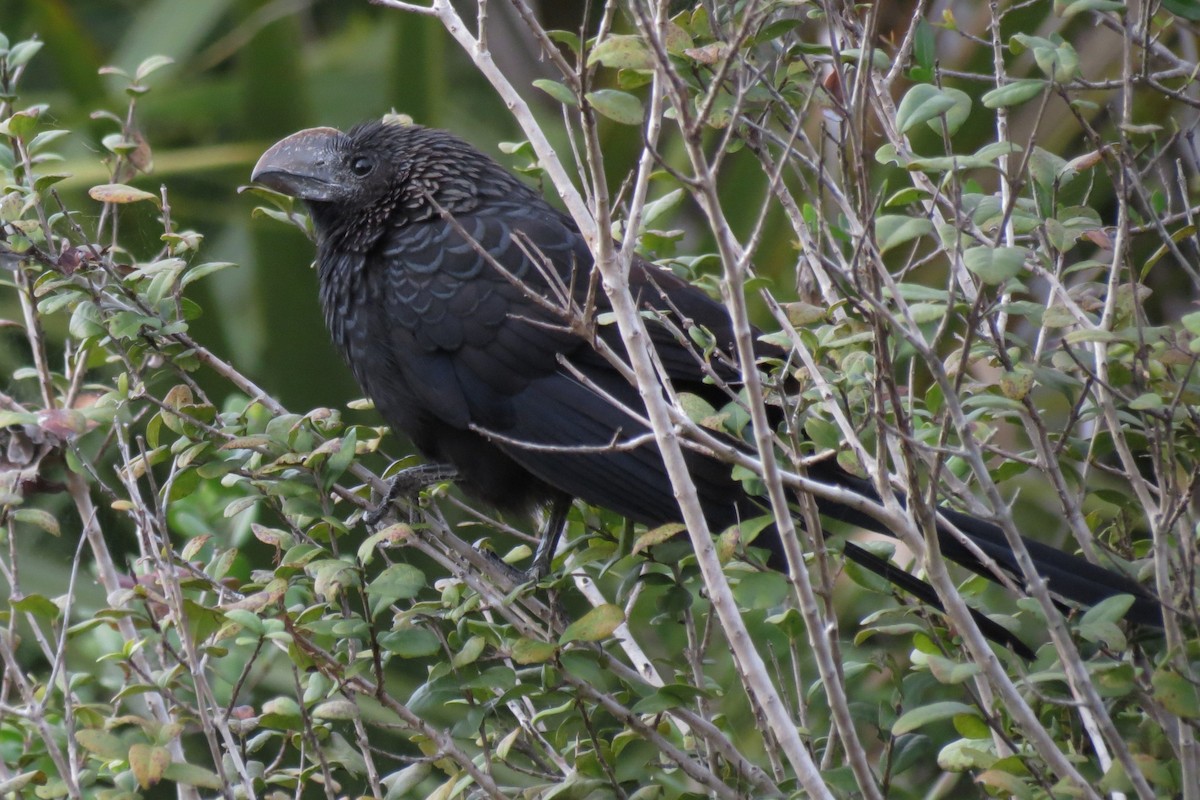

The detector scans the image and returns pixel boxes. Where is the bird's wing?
[369,203,752,527]
[486,362,752,530]
[373,203,586,430]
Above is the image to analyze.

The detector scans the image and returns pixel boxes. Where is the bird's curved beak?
[252,127,346,202]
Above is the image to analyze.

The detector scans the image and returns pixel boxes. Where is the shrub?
[1,2,1198,798]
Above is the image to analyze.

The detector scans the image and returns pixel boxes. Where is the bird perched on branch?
[252,119,1159,654]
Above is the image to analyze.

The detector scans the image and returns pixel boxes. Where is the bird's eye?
[350,156,374,177]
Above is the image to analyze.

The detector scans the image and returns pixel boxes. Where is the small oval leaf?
[586,90,644,125]
[533,78,578,108]
[876,215,934,254]
[560,603,625,644]
[963,246,1026,284]
[893,701,979,735]
[896,84,958,134]
[587,35,653,70]
[88,183,160,205]
[981,79,1046,108]
[511,637,558,664]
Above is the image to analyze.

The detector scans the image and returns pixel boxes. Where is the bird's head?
[251,123,404,206]
[253,120,520,250]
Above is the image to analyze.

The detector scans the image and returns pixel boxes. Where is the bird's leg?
[363,463,459,527]
[526,495,572,581]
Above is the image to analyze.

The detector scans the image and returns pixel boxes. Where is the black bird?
[252,120,1160,651]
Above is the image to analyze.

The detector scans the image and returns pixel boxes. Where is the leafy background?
[1,0,1199,798]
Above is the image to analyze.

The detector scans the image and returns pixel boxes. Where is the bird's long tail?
[784,461,1161,644]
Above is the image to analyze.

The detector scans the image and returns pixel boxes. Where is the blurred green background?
[0,0,815,417]
[2,0,561,414]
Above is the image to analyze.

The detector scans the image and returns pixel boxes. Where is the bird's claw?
[479,548,540,587]
[363,463,459,527]
[364,467,565,587]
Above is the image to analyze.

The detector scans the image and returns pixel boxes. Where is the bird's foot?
[523,495,573,583]
[363,463,459,527]
[478,548,540,587]
[475,521,568,588]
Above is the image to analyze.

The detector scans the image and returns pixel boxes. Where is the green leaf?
[1163,0,1200,20]
[631,683,710,714]
[306,558,359,602]
[134,54,175,82]
[0,190,23,224]
[452,635,486,668]
[913,18,935,69]
[88,183,160,205]
[128,743,170,789]
[925,654,984,685]
[511,637,558,664]
[876,215,934,254]
[1152,668,1200,718]
[1060,0,1123,17]
[223,609,264,634]
[1012,34,1079,82]
[0,410,35,427]
[33,173,70,192]
[963,246,1025,284]
[367,563,426,618]
[0,772,44,794]
[731,571,789,609]
[677,393,716,425]
[896,84,969,135]
[587,35,653,70]
[937,738,997,771]
[1128,393,1163,411]
[378,627,441,658]
[999,369,1033,400]
[312,699,359,721]
[29,129,69,153]
[931,88,971,135]
[162,762,223,790]
[181,261,237,287]
[907,302,947,325]
[68,299,105,339]
[322,428,357,487]
[662,22,694,54]
[641,188,683,226]
[1029,146,1068,199]
[356,523,414,564]
[7,40,44,69]
[953,713,992,739]
[632,522,685,555]
[1095,663,1136,698]
[783,301,826,326]
[75,729,127,760]
[560,603,624,644]
[586,90,644,125]
[11,594,60,619]
[547,30,581,54]
[838,48,891,70]
[532,78,578,108]
[894,701,979,735]
[981,79,1046,109]
[12,508,60,536]
[0,110,40,140]
[803,416,841,451]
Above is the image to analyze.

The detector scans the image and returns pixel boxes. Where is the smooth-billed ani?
[252,120,1160,651]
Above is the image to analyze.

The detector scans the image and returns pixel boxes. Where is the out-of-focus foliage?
[0,0,533,412]
[1,1,1199,799]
